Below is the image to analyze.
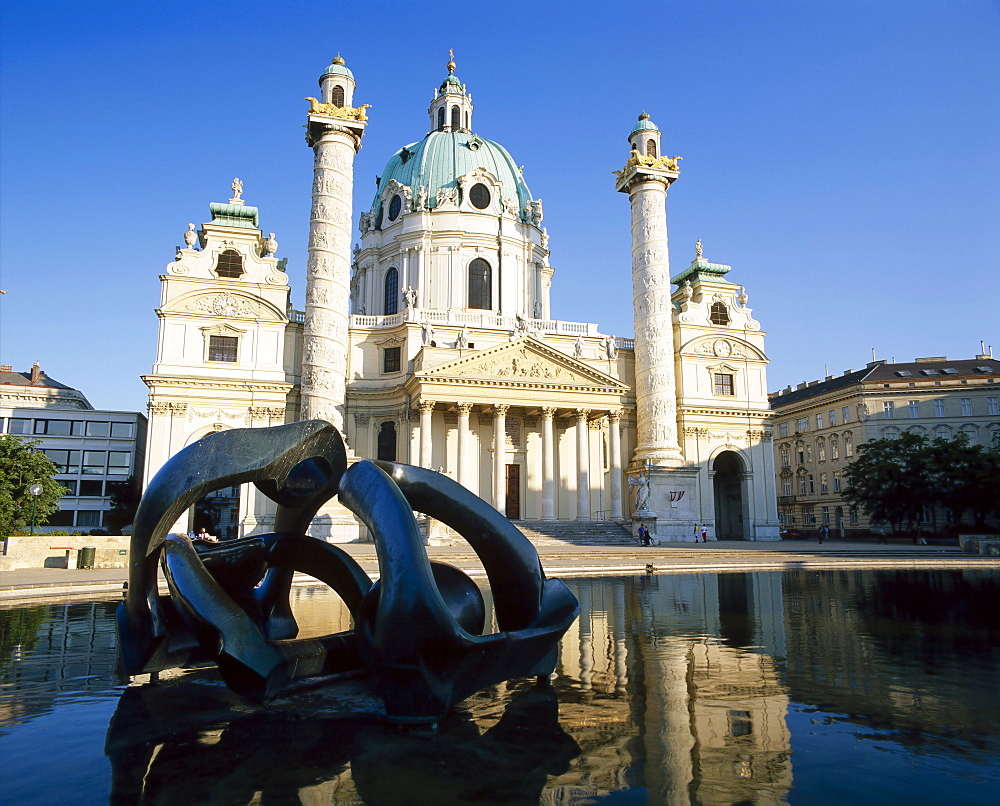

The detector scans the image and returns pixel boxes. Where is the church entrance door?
[505,464,521,520]
[712,451,745,540]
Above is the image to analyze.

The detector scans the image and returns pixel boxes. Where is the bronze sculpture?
[116,420,579,724]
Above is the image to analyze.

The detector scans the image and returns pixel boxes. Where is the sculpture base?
[643,466,703,542]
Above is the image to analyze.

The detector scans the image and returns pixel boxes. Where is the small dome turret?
[319,54,356,107]
[630,112,660,136]
[628,112,662,159]
[321,54,354,81]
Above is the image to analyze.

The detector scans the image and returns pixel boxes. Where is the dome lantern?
[428,50,474,134]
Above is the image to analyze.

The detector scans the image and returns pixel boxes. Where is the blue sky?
[2,1,997,413]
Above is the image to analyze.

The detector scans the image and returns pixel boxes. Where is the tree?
[842,432,933,532]
[106,475,142,533]
[926,436,1000,528]
[0,435,67,537]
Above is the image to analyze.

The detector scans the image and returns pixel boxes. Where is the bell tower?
[301,55,368,433]
[615,113,683,467]
[616,113,702,542]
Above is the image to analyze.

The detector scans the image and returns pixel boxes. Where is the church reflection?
[5,569,999,804]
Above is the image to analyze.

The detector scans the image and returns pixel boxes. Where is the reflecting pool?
[2,569,999,804]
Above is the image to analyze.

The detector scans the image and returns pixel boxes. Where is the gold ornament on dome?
[304,97,371,121]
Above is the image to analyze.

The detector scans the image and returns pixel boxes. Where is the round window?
[388,194,402,221]
[469,183,491,210]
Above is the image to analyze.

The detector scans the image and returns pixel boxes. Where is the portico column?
[608,409,624,520]
[456,402,473,490]
[541,407,556,521]
[576,408,591,520]
[493,404,509,514]
[418,401,434,469]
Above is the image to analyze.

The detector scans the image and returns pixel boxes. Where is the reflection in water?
[105,676,579,805]
[2,570,999,805]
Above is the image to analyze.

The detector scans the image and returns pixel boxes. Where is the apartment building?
[770,354,999,534]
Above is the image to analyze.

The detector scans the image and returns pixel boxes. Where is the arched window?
[331,85,345,107]
[451,105,461,130]
[830,436,839,460]
[384,267,399,315]
[710,302,730,325]
[468,258,492,309]
[646,138,657,158]
[437,107,445,131]
[377,421,397,461]
[216,249,244,278]
[465,111,470,129]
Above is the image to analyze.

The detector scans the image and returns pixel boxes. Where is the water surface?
[2,569,998,804]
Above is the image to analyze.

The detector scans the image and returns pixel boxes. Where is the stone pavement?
[2,539,997,604]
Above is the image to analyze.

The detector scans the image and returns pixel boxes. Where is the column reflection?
[547,574,792,805]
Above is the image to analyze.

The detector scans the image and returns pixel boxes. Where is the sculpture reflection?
[104,677,580,805]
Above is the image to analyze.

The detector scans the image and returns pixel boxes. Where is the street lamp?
[28,483,43,535]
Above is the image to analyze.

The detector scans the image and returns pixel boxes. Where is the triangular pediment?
[416,337,628,390]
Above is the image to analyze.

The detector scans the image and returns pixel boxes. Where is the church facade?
[142,56,780,542]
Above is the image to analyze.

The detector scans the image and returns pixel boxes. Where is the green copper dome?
[630,112,660,135]
[372,130,534,219]
[321,56,353,82]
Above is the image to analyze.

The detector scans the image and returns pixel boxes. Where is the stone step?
[512,520,637,548]
[425,519,638,548]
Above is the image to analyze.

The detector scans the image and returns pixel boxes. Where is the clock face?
[213,295,237,317]
[713,339,732,357]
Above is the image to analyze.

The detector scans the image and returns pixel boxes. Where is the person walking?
[701,525,709,543]
[818,524,827,545]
